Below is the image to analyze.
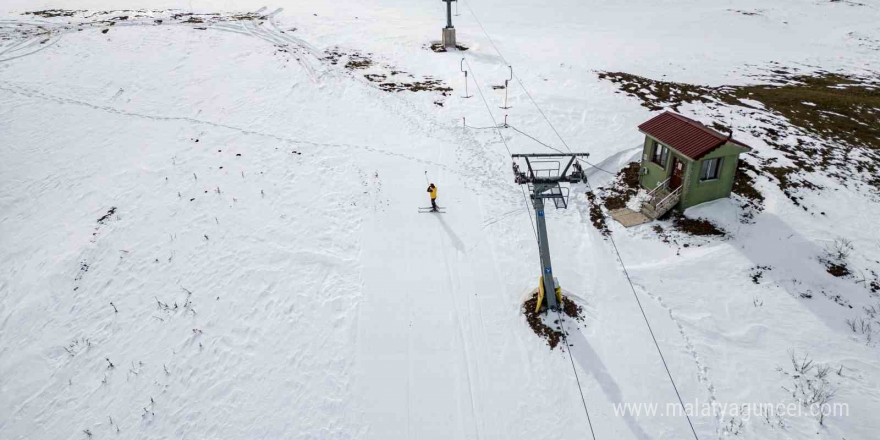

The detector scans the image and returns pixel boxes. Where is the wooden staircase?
[641,180,682,220]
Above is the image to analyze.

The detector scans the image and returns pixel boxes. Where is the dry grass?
[598,70,880,204]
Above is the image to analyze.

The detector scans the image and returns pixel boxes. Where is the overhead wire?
[506,124,618,175]
[459,4,598,439]
[461,57,539,245]
[506,124,566,155]
[460,2,702,439]
[463,122,501,130]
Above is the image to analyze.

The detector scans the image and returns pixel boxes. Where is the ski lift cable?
[507,125,617,176]
[553,306,595,438]
[512,80,619,176]
[506,124,566,155]
[588,176,701,440]
[520,54,705,440]
[460,0,509,66]
[461,3,701,440]
[463,41,599,440]
[461,56,540,246]
[460,0,618,177]
[506,125,619,176]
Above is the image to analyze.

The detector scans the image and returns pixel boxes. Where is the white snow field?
[2,1,880,439]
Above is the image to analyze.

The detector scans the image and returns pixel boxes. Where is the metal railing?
[652,186,682,214]
[647,178,670,198]
[642,181,681,216]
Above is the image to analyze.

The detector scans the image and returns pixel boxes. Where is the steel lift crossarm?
[510,152,590,311]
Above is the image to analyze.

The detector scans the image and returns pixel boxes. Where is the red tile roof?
[638,111,751,160]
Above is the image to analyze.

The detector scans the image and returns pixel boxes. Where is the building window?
[651,141,669,168]
[700,157,722,181]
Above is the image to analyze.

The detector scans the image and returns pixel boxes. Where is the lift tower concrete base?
[512,153,590,312]
[441,0,457,47]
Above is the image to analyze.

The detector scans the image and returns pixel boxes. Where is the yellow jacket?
[428,185,438,199]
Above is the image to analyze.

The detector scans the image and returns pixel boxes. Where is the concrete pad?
[609,208,651,227]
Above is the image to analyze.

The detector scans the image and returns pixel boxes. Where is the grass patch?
[738,74,879,154]
[598,69,880,206]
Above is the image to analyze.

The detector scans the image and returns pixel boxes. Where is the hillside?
[1,1,879,439]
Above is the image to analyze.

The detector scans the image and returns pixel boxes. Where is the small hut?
[636,111,751,219]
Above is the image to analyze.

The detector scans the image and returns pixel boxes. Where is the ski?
[418,207,446,213]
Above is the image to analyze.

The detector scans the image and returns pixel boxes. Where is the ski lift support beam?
[511,152,590,312]
[441,0,457,46]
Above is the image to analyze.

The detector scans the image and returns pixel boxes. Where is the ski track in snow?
[0,81,467,177]
[1,7,519,207]
[3,1,880,439]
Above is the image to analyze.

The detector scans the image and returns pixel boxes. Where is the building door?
[670,157,684,189]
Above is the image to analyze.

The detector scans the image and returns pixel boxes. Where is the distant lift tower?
[512,153,591,312]
[441,0,457,47]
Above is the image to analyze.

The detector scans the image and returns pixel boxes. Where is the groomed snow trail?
[0,15,596,440]
[3,1,880,439]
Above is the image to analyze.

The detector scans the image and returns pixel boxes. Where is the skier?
[426,183,438,212]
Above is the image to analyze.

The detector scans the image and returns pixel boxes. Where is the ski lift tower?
[512,153,590,312]
[441,0,457,48]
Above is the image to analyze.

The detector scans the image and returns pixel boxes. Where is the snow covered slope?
[1,1,879,439]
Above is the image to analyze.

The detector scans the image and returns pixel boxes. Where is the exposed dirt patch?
[324,47,451,97]
[563,299,585,324]
[731,158,766,221]
[24,9,83,17]
[671,212,726,236]
[363,73,386,83]
[648,212,729,251]
[428,42,469,53]
[820,238,854,279]
[750,265,772,284]
[825,263,851,278]
[169,12,220,21]
[379,78,451,94]
[97,207,117,224]
[653,225,671,243]
[585,191,610,237]
[727,9,764,16]
[230,12,267,21]
[523,291,585,350]
[323,49,345,65]
[344,54,373,70]
[601,162,641,210]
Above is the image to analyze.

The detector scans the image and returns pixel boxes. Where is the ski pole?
[424,170,430,184]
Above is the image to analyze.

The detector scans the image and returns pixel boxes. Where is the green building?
[637,111,751,219]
